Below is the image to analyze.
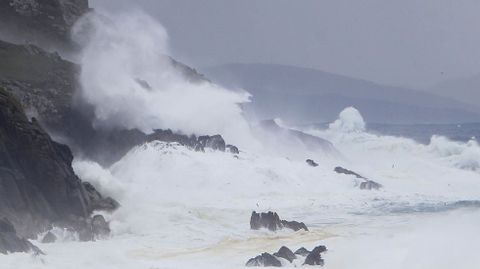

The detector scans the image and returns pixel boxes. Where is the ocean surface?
[2,108,480,269]
[311,122,480,144]
[2,10,479,269]
[369,122,480,144]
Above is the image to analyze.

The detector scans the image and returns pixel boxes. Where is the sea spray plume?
[72,11,254,147]
[427,135,480,171]
[329,106,366,133]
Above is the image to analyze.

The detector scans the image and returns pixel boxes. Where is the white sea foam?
[3,8,480,269]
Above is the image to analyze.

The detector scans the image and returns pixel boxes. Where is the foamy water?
[3,8,480,269]
[2,107,480,269]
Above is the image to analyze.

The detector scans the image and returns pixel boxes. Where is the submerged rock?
[246,252,282,267]
[0,218,43,255]
[306,159,319,167]
[273,246,296,263]
[250,211,308,232]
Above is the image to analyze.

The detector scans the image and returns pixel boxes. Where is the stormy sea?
[1,1,479,269]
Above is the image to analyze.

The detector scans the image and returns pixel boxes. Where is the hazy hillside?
[202,63,480,124]
[429,74,480,107]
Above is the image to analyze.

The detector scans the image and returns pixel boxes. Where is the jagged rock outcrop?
[0,0,90,50]
[197,134,226,151]
[274,246,296,263]
[246,245,327,267]
[145,129,237,154]
[0,218,43,255]
[250,211,309,232]
[246,252,282,267]
[334,166,382,190]
[294,247,310,256]
[0,88,116,237]
[303,245,327,266]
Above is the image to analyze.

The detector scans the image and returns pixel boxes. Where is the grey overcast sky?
[90,0,480,88]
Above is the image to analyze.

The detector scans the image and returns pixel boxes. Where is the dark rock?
[82,182,120,212]
[313,245,327,254]
[0,0,90,50]
[334,166,365,179]
[246,252,282,267]
[91,215,110,238]
[360,180,382,190]
[0,218,43,255]
[226,144,239,154]
[294,247,310,256]
[334,166,382,190]
[250,211,308,232]
[58,214,111,242]
[250,211,282,231]
[0,88,117,237]
[306,159,319,167]
[303,245,326,266]
[273,246,296,263]
[281,220,309,232]
[41,231,56,243]
[197,135,226,151]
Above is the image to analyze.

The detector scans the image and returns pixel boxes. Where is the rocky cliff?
[0,87,116,238]
[0,0,89,51]
[0,38,217,165]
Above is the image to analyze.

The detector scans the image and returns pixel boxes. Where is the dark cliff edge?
[0,88,116,238]
[0,0,233,243]
[0,0,89,52]
[0,39,213,165]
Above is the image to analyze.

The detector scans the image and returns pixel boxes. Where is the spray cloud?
[73,11,253,146]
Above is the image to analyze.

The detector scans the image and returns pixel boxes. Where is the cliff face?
[0,40,77,129]
[0,39,213,165]
[0,87,115,238]
[0,0,89,50]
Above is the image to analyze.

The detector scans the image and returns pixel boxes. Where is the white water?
[72,11,254,148]
[3,9,480,269]
[3,107,480,269]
